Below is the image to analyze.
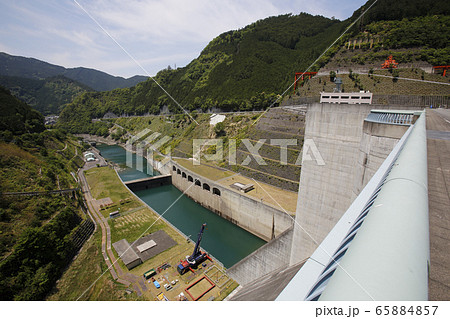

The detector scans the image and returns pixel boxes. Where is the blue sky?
[0,0,367,78]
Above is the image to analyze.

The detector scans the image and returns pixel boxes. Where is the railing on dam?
[277,111,429,301]
[365,110,420,126]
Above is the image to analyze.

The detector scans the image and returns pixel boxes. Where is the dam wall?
[227,226,294,285]
[353,120,409,196]
[124,174,172,192]
[290,103,419,264]
[170,162,294,242]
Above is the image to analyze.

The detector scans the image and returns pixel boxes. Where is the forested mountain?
[57,0,449,133]
[0,86,45,136]
[58,12,345,133]
[350,0,450,24]
[0,75,92,115]
[0,52,148,91]
[0,86,89,300]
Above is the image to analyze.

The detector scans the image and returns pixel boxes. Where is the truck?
[151,277,160,289]
[143,268,157,280]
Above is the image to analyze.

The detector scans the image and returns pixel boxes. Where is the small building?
[210,113,226,125]
[137,240,157,253]
[112,239,142,270]
[103,112,118,119]
[109,211,120,218]
[320,91,373,104]
[112,231,176,270]
[143,269,157,280]
[230,182,254,193]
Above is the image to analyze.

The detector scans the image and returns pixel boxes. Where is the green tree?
[329,71,336,82]
[214,121,225,137]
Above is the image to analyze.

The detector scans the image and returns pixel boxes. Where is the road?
[78,156,149,297]
[426,108,450,301]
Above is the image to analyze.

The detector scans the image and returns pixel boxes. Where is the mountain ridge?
[0,74,92,115]
[0,52,148,91]
[58,0,449,134]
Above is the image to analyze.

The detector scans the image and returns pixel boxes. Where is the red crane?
[177,223,212,275]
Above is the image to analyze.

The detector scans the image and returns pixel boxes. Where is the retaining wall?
[170,162,294,242]
[226,226,294,285]
[124,174,172,192]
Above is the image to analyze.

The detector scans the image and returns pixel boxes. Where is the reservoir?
[96,144,265,267]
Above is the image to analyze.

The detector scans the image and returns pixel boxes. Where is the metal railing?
[365,111,416,126]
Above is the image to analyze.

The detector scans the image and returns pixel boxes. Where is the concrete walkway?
[426,109,450,300]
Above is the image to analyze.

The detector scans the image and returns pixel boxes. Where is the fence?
[373,95,449,107]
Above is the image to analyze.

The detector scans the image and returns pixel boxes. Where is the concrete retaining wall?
[170,162,293,242]
[124,174,172,192]
[227,226,294,285]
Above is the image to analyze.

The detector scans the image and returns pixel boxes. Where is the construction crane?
[177,223,212,275]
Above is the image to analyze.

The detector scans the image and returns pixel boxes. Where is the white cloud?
[79,0,282,44]
[1,0,367,77]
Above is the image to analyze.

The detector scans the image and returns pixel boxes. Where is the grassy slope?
[47,230,130,301]
[290,68,450,100]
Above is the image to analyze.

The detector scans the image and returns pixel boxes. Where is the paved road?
[426,109,450,301]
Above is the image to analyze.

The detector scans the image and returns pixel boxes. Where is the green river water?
[96,144,265,268]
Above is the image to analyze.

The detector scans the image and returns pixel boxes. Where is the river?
[96,143,265,268]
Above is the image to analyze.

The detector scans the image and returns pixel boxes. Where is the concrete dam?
[115,102,448,301]
[228,102,448,301]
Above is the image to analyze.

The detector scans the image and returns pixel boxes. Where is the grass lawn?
[85,167,131,203]
[84,167,142,218]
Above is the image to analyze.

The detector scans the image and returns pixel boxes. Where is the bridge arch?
[203,183,211,192]
[182,172,187,178]
[188,175,194,182]
[213,187,221,196]
[195,179,201,187]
